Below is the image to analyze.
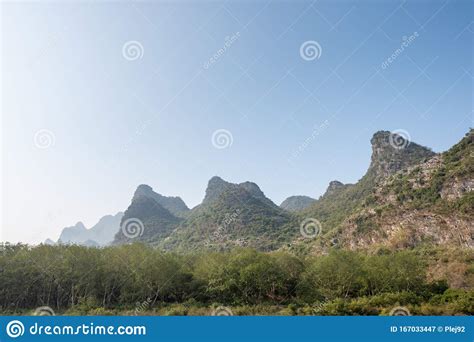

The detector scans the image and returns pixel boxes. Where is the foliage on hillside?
[110,130,472,253]
[114,196,181,244]
[300,173,375,237]
[383,129,473,213]
[160,187,298,252]
[1,243,472,316]
[133,184,189,216]
[297,131,436,245]
[292,130,473,252]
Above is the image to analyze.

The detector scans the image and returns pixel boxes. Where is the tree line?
[0,243,472,315]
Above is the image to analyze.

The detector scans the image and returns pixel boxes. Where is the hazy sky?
[1,0,472,244]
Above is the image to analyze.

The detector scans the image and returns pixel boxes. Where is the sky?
[1,0,473,244]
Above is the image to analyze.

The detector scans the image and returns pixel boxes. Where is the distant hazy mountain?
[57,222,88,244]
[43,238,55,245]
[280,196,316,212]
[82,239,100,248]
[57,212,123,246]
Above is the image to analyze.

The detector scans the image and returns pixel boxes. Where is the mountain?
[297,130,436,231]
[88,213,125,245]
[113,186,184,244]
[324,181,347,196]
[108,129,472,253]
[57,222,88,244]
[289,129,473,253]
[56,212,123,246]
[157,176,296,251]
[82,239,100,248]
[133,184,189,217]
[280,196,316,212]
[43,238,55,245]
[202,176,277,209]
[368,130,435,180]
[335,129,473,250]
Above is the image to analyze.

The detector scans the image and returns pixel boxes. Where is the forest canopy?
[0,243,472,316]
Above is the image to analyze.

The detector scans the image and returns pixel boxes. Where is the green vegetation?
[108,130,472,254]
[387,129,473,213]
[1,243,472,316]
[114,195,182,244]
[300,172,377,240]
[159,186,297,252]
[299,130,472,246]
[2,131,471,316]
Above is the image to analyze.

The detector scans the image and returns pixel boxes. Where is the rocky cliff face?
[333,130,473,251]
[289,129,473,254]
[324,181,347,196]
[368,130,435,180]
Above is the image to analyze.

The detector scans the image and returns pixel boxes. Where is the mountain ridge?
[289,129,473,254]
[54,212,124,246]
[133,184,189,216]
[156,176,295,251]
[54,129,473,253]
[280,196,316,212]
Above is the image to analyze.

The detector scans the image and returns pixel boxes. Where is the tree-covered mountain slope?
[336,129,473,250]
[133,184,189,217]
[158,177,297,252]
[111,130,472,254]
[113,187,184,244]
[290,129,473,254]
[293,130,436,246]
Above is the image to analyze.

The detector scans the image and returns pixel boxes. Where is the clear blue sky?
[2,0,472,243]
